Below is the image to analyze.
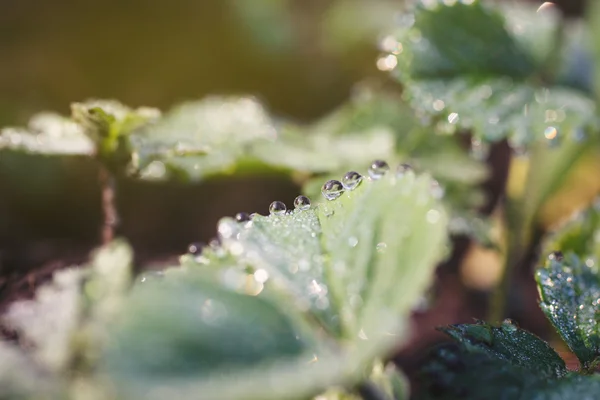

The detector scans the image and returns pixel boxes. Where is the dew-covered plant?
[1,0,600,399]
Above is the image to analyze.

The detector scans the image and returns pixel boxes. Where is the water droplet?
[254,269,270,283]
[447,112,459,124]
[396,163,413,177]
[544,126,559,146]
[188,242,204,255]
[321,180,344,200]
[348,236,359,247]
[426,209,441,223]
[293,195,311,210]
[432,99,445,111]
[548,251,564,261]
[342,171,363,190]
[217,218,239,239]
[368,160,389,180]
[430,180,445,199]
[235,212,251,223]
[269,201,287,215]
[376,242,387,253]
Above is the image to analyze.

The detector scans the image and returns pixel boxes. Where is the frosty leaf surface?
[536,253,600,370]
[390,0,596,145]
[0,112,93,155]
[440,321,566,379]
[102,167,448,399]
[417,343,600,400]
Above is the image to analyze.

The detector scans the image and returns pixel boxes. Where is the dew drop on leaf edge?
[188,242,204,255]
[235,212,251,223]
[293,195,311,210]
[321,180,345,201]
[342,171,363,190]
[548,251,564,262]
[269,201,287,215]
[368,160,389,180]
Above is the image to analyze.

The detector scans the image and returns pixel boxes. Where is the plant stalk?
[99,166,118,244]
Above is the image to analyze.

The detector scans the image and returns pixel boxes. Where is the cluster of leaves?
[1,0,600,399]
[2,168,447,399]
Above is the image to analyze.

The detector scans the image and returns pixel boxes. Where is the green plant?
[1,0,600,399]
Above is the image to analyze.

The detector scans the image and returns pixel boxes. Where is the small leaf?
[440,321,567,379]
[0,112,93,155]
[536,252,600,370]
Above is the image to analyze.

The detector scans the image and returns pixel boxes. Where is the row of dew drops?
[266,159,440,216]
[186,159,443,259]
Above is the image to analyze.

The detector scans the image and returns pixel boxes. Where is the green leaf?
[396,1,534,79]
[102,168,448,399]
[0,112,93,155]
[390,0,596,145]
[127,95,403,181]
[543,198,600,261]
[536,252,600,370]
[440,321,566,379]
[417,344,600,400]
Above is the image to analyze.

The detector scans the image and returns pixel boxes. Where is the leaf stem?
[99,165,118,244]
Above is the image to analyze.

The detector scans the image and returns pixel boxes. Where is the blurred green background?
[0,0,396,287]
[0,0,583,300]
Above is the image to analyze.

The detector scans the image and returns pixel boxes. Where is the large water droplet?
[342,171,363,190]
[254,268,270,283]
[321,180,344,200]
[235,212,251,223]
[368,160,389,180]
[293,195,311,210]
[348,236,359,247]
[548,251,564,261]
[269,201,287,215]
[396,163,413,177]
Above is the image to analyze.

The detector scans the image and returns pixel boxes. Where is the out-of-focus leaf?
[102,168,448,399]
[417,343,600,400]
[543,198,600,261]
[0,112,93,155]
[3,268,85,372]
[71,99,160,143]
[440,321,567,379]
[1,240,133,379]
[390,0,595,145]
[0,341,63,399]
[536,252,600,370]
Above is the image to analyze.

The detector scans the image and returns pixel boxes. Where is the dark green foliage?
[537,253,600,371]
[441,321,566,379]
